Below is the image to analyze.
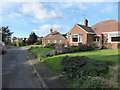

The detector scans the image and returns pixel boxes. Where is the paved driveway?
[2,47,41,88]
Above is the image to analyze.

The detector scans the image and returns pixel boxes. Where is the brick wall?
[68,24,88,46]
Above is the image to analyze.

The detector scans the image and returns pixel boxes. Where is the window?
[59,40,62,43]
[54,40,56,43]
[111,37,120,42]
[71,34,82,42]
[72,35,78,42]
[94,37,100,42]
[48,40,50,43]
[72,38,78,42]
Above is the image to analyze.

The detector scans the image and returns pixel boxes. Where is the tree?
[22,38,27,46]
[0,26,13,44]
[12,36,17,41]
[28,32,38,45]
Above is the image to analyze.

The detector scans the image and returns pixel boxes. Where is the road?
[2,47,41,88]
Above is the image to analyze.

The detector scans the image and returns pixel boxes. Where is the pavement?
[2,47,41,88]
[2,46,68,89]
[27,52,68,88]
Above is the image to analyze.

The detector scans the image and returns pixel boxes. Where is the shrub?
[60,56,108,78]
[33,42,40,45]
[45,43,56,49]
[13,41,23,46]
[108,65,120,83]
[78,44,95,51]
[72,76,118,88]
[42,44,95,58]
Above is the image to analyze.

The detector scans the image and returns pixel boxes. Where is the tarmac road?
[2,47,41,88]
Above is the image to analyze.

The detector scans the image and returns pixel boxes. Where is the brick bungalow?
[91,19,120,49]
[68,19,95,46]
[42,29,67,45]
[68,19,120,49]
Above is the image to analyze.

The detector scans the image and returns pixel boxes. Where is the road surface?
[2,47,41,88]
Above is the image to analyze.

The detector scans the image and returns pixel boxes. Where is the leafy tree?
[12,36,17,41]
[0,26,13,44]
[28,32,38,44]
[22,38,27,45]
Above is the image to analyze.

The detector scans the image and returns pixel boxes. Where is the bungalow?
[42,29,67,45]
[68,19,120,49]
[68,19,95,46]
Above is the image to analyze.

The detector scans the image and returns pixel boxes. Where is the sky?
[0,0,119,38]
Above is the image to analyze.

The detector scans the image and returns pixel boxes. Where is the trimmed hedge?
[60,56,108,78]
[42,44,95,58]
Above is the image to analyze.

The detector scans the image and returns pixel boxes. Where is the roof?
[43,30,66,39]
[91,19,120,35]
[77,24,95,33]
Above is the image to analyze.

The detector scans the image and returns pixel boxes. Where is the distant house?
[68,19,120,49]
[42,29,67,45]
[11,38,23,42]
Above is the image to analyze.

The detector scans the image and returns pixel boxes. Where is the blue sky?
[1,1,118,38]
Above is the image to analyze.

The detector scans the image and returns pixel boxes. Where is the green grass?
[28,47,53,57]
[21,45,42,48]
[28,48,119,88]
[28,48,119,72]
[44,49,119,72]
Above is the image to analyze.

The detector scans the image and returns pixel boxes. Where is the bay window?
[71,34,82,43]
[108,32,120,43]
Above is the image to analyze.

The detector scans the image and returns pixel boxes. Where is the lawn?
[21,45,43,48]
[44,49,119,72]
[28,48,119,88]
[28,48,119,72]
[28,47,53,57]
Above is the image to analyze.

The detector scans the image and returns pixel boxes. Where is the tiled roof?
[43,30,66,39]
[77,24,95,33]
[91,19,120,35]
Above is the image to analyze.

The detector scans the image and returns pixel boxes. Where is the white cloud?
[8,12,22,18]
[20,2,63,21]
[32,24,68,36]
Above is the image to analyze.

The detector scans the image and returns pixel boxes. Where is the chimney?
[84,19,88,26]
[50,29,53,33]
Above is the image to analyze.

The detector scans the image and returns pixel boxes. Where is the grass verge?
[21,45,43,48]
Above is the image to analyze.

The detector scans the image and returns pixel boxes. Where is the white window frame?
[107,32,120,43]
[54,40,56,43]
[59,40,62,43]
[48,40,50,43]
[70,34,82,43]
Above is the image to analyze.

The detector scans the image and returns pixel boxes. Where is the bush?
[60,56,108,78]
[109,65,120,83]
[72,76,118,88]
[45,43,56,49]
[13,41,23,46]
[42,44,95,58]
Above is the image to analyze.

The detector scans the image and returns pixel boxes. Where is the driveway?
[2,47,41,88]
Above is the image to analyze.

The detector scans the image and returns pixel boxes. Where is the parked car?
[0,43,7,54]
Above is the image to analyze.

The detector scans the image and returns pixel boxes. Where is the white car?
[0,43,6,54]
